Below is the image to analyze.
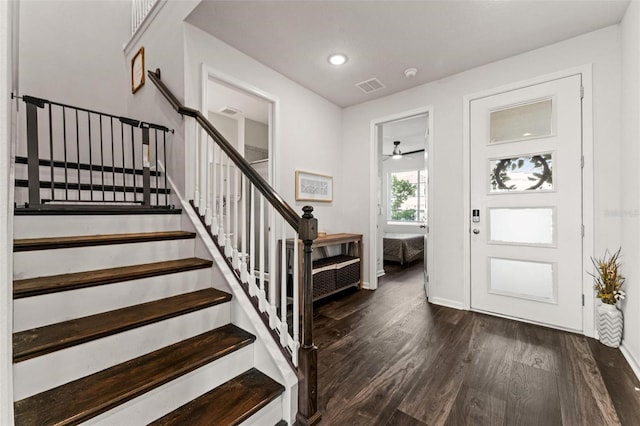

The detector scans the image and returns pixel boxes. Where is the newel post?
[297,206,321,425]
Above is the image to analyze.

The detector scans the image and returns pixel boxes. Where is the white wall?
[184,23,344,232]
[19,0,130,113]
[620,1,640,378]
[124,1,199,199]
[1,0,15,421]
[342,26,621,302]
[209,112,239,149]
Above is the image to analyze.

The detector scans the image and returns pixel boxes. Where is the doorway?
[466,72,591,332]
[369,107,433,293]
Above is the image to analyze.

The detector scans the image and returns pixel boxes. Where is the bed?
[383,233,424,265]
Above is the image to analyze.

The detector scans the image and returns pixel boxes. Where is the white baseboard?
[620,342,640,382]
[429,297,465,310]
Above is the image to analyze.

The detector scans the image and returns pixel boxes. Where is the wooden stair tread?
[13,257,212,299]
[13,287,230,363]
[149,368,284,426]
[14,324,255,426]
[14,231,196,252]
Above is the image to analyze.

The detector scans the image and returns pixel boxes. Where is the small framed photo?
[131,47,145,94]
[295,170,333,202]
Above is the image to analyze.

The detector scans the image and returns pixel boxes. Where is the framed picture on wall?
[131,47,145,94]
[295,170,333,202]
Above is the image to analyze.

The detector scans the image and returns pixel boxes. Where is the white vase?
[597,302,623,348]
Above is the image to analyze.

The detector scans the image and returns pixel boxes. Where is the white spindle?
[205,135,213,226]
[210,143,218,233]
[217,151,225,244]
[241,175,248,282]
[268,206,277,327]
[292,232,299,366]
[193,120,200,207]
[225,155,232,257]
[249,185,256,296]
[199,128,206,212]
[233,166,240,268]
[280,219,288,346]
[259,195,266,311]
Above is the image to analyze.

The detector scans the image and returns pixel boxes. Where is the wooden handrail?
[147,69,301,230]
[148,68,320,424]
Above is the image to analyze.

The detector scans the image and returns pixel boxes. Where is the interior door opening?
[374,111,430,294]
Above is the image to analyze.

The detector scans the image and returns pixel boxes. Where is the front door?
[470,75,583,331]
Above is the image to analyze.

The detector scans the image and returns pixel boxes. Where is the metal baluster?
[121,122,125,201]
[111,117,115,202]
[155,129,158,206]
[88,113,93,201]
[131,126,136,203]
[163,130,167,206]
[63,107,68,200]
[76,109,80,200]
[48,104,54,201]
[142,126,150,206]
[100,115,105,201]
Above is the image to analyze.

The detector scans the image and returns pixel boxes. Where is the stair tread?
[14,324,254,426]
[13,257,213,299]
[13,287,230,363]
[149,368,284,426]
[14,231,196,252]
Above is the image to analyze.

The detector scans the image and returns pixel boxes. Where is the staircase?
[12,197,286,424]
[10,86,321,425]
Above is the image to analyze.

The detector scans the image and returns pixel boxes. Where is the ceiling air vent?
[356,78,386,94]
[218,106,241,117]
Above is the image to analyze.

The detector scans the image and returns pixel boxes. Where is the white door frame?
[462,65,595,337]
[198,64,280,191]
[368,105,434,290]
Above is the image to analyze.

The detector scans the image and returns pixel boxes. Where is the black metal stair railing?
[147,69,321,425]
[16,94,173,209]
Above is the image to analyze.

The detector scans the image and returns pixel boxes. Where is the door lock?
[473,229,480,235]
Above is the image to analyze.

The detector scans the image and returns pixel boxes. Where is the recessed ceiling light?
[328,53,348,66]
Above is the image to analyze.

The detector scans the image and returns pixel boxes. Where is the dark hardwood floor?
[314,261,640,425]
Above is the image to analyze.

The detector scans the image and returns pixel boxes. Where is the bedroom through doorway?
[373,110,431,295]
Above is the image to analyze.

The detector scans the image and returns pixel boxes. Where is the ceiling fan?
[382,140,424,161]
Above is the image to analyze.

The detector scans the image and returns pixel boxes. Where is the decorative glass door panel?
[470,75,583,331]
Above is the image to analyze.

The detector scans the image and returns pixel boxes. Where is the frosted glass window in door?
[490,98,553,143]
[489,258,555,302]
[489,208,555,246]
[489,153,553,193]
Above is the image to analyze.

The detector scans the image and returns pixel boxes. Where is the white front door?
[470,74,583,331]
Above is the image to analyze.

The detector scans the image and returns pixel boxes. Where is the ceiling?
[381,113,428,156]
[186,0,629,108]
[207,79,269,124]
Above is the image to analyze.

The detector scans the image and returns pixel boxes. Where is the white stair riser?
[13,269,213,331]
[13,303,231,400]
[14,214,181,238]
[13,239,196,279]
[86,346,254,425]
[242,396,283,426]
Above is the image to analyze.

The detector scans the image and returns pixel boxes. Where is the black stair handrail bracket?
[148,68,320,425]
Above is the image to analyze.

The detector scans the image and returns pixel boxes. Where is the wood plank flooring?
[314,261,640,425]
